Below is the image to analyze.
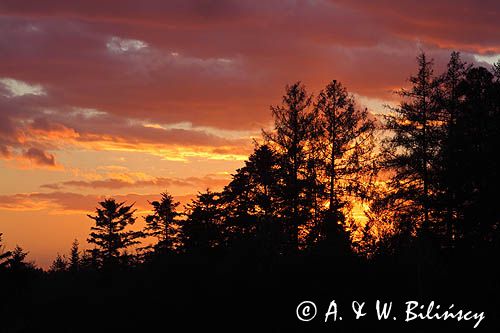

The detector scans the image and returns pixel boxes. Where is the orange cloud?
[0,192,196,214]
[40,174,230,191]
[21,147,57,167]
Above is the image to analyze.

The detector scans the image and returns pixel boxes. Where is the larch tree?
[263,82,317,251]
[382,53,442,235]
[315,80,376,244]
[436,52,469,241]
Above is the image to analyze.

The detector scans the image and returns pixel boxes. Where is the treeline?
[1,52,499,274]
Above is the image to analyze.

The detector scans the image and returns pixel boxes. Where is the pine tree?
[87,199,143,266]
[221,144,283,252]
[222,164,256,241]
[181,190,223,251]
[245,144,281,223]
[144,191,180,254]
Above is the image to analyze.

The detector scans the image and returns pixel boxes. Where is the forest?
[1,52,499,332]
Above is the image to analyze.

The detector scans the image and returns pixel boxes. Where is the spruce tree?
[69,239,80,272]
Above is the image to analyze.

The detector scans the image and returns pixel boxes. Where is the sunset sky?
[1,0,499,267]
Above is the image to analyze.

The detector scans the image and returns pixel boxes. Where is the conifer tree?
[382,53,442,235]
[436,52,469,241]
[69,239,80,272]
[144,191,180,254]
[315,80,376,244]
[181,190,223,251]
[264,82,317,251]
[87,199,143,266]
[49,253,68,273]
[7,245,32,271]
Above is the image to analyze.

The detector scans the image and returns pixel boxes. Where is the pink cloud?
[22,147,56,167]
[40,175,230,191]
[0,0,497,168]
[1,0,496,138]
[0,191,196,213]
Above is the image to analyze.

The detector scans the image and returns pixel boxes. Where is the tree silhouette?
[382,53,442,236]
[144,191,180,254]
[247,145,282,221]
[69,239,80,273]
[80,248,100,271]
[220,144,285,254]
[87,199,143,266]
[444,66,500,245]
[181,190,223,252]
[222,164,258,243]
[435,51,470,243]
[7,245,32,271]
[264,82,317,251]
[49,253,68,273]
[315,80,376,246]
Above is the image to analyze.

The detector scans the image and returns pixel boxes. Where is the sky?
[1,0,499,268]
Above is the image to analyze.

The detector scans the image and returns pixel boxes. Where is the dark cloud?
[22,147,56,167]
[1,0,497,135]
[0,0,498,167]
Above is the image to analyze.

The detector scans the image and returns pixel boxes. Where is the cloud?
[0,77,46,97]
[22,147,56,167]
[1,0,497,139]
[0,86,254,166]
[0,191,196,214]
[331,0,500,54]
[0,0,498,167]
[40,174,230,191]
[106,36,148,53]
[474,54,500,66]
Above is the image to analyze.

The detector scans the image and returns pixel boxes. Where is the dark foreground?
[1,245,499,333]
